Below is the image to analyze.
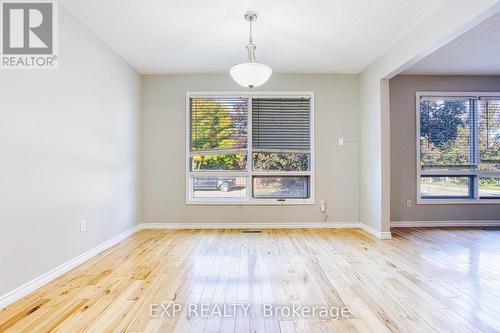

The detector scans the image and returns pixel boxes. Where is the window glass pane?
[420,176,472,199]
[479,99,500,172]
[479,177,500,198]
[190,98,248,151]
[253,152,309,171]
[192,177,247,198]
[420,97,474,171]
[191,153,247,171]
[253,176,309,199]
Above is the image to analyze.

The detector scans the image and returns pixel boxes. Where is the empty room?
[1,0,500,332]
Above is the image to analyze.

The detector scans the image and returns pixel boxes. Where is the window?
[417,93,500,203]
[187,93,313,204]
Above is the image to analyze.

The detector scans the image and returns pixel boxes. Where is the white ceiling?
[403,12,500,75]
[61,0,446,74]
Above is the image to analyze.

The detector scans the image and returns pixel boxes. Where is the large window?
[187,92,314,204]
[417,93,500,203]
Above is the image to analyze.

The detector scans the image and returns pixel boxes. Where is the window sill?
[186,199,315,206]
[417,199,500,205]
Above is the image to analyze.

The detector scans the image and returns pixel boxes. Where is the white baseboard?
[0,225,141,309]
[140,221,360,230]
[391,220,500,227]
[140,222,392,239]
[358,223,392,240]
[1,221,390,309]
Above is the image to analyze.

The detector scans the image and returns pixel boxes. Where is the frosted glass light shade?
[230,62,272,88]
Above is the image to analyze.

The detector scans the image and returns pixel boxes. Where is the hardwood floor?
[1,227,500,332]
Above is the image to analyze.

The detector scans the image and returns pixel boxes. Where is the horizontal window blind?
[479,99,500,164]
[190,97,248,151]
[252,98,311,150]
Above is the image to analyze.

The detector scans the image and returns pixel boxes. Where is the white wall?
[358,76,388,233]
[141,74,359,225]
[0,6,141,297]
[358,0,500,234]
[390,75,500,221]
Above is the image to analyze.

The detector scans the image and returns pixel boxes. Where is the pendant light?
[230,11,272,88]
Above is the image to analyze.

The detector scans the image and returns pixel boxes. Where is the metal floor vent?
[241,230,262,234]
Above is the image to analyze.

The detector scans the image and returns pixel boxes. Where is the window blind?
[479,98,500,164]
[252,98,311,150]
[190,97,248,151]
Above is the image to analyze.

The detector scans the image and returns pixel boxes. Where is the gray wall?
[0,6,141,296]
[141,74,360,224]
[389,75,500,221]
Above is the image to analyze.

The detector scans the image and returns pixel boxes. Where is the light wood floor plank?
[1,227,500,332]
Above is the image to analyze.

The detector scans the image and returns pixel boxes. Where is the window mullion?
[248,95,253,200]
[473,98,480,199]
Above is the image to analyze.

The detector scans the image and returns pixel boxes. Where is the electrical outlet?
[80,219,86,232]
[338,137,344,146]
[406,200,412,208]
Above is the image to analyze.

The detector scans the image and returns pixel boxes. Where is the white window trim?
[186,91,315,205]
[416,91,500,205]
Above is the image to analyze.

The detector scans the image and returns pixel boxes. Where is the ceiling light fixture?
[230,11,272,89]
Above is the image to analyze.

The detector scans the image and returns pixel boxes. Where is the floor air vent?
[241,230,262,234]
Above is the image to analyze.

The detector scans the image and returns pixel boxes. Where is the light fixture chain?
[249,18,253,43]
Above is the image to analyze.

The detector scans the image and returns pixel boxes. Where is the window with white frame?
[187,93,314,204]
[417,93,500,203]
